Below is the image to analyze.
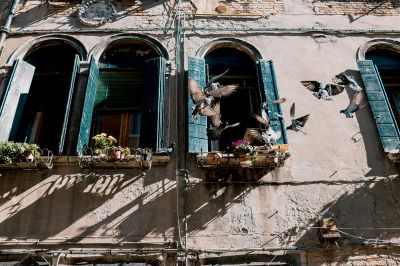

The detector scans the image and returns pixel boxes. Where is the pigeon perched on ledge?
[155,142,176,156]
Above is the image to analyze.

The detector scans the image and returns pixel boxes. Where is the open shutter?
[257,60,288,144]
[59,54,80,154]
[76,56,99,154]
[357,60,400,152]
[0,59,35,141]
[140,57,166,150]
[188,56,208,153]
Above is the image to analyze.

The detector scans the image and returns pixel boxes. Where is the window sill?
[196,144,290,168]
[50,155,170,169]
[0,160,53,170]
[387,152,400,163]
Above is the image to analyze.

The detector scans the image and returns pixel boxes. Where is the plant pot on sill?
[236,152,256,168]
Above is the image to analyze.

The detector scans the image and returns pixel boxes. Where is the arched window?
[0,42,82,154]
[366,50,400,125]
[76,39,167,153]
[358,42,400,153]
[187,42,288,153]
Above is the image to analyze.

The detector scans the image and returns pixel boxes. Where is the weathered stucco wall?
[1,0,400,265]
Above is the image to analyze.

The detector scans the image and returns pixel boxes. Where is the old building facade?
[1,0,400,265]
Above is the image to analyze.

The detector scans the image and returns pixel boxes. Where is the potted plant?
[0,141,41,164]
[92,133,117,158]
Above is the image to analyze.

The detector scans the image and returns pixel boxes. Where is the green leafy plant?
[233,143,255,156]
[92,133,117,152]
[0,141,41,164]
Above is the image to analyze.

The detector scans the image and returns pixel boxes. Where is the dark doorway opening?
[205,48,260,151]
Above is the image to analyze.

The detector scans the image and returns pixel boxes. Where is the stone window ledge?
[0,156,170,170]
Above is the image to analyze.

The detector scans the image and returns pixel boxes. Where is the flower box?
[196,145,290,168]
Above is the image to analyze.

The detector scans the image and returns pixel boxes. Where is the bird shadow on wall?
[341,69,398,177]
[280,178,400,261]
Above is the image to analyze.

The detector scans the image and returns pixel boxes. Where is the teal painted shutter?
[0,59,35,141]
[357,60,400,152]
[188,56,208,153]
[59,54,80,154]
[140,57,166,150]
[257,60,288,144]
[77,56,99,154]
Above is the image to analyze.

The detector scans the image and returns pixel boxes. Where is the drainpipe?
[178,169,189,266]
[0,0,20,56]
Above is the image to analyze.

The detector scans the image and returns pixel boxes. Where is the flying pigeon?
[207,122,240,140]
[287,103,310,134]
[340,91,365,118]
[243,127,281,146]
[204,69,229,92]
[155,142,176,156]
[188,78,238,121]
[334,73,363,92]
[209,100,222,127]
[254,113,270,128]
[261,98,286,110]
[301,81,345,101]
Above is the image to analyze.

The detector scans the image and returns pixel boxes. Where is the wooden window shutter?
[0,59,35,141]
[76,56,99,154]
[140,57,166,150]
[357,60,400,152]
[59,54,80,154]
[187,56,208,153]
[256,60,288,144]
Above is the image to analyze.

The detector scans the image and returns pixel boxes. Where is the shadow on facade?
[0,166,252,243]
[283,178,400,255]
[341,69,398,177]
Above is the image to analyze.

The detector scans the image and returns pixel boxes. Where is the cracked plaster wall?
[1,0,400,265]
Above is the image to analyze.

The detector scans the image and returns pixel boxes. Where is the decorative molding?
[78,0,117,27]
[357,39,400,60]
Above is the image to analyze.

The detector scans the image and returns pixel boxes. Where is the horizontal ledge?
[0,155,170,170]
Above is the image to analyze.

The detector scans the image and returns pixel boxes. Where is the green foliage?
[92,133,118,150]
[0,141,41,164]
[233,144,255,156]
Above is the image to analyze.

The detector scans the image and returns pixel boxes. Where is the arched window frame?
[357,39,400,154]
[187,39,288,153]
[0,35,87,154]
[76,34,170,154]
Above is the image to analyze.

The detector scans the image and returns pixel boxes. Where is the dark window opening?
[91,42,158,148]
[205,48,260,151]
[15,44,78,152]
[366,49,400,126]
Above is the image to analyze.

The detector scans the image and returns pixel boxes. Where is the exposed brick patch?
[314,0,400,15]
[214,0,285,15]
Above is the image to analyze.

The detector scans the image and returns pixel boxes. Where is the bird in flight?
[287,103,310,134]
[301,80,345,101]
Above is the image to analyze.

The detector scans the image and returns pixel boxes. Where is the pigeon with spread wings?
[243,127,281,146]
[301,80,345,101]
[207,122,240,140]
[287,103,310,134]
[333,73,363,92]
[188,78,239,122]
[340,91,365,118]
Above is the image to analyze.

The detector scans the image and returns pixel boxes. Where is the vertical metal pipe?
[0,0,21,56]
[178,169,189,266]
